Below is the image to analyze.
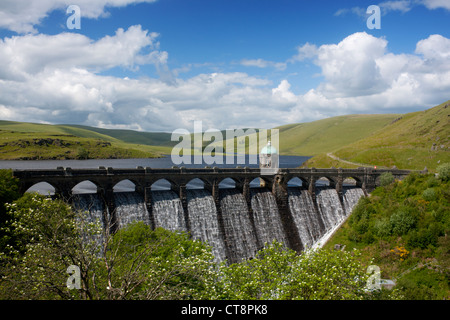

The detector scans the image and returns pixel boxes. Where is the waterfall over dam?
[70,183,365,264]
[14,166,411,263]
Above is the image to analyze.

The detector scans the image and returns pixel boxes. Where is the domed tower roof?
[260,140,278,155]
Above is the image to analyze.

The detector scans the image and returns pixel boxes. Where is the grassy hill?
[276,113,400,156]
[0,114,399,160]
[303,100,450,171]
[63,124,177,147]
[196,114,399,156]
[1,99,449,163]
[0,120,171,160]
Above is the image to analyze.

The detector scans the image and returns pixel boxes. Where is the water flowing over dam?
[69,184,365,264]
[13,166,411,264]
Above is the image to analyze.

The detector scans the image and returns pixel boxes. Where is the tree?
[216,241,384,300]
[0,194,218,300]
[0,169,20,252]
[0,193,101,299]
[436,162,450,182]
[99,222,218,300]
[380,172,394,186]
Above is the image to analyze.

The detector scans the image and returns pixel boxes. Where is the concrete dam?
[13,167,410,264]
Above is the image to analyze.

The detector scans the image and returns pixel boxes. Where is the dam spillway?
[13,166,411,263]
[70,184,365,264]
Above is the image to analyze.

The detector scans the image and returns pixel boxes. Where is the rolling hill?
[276,113,400,156]
[303,100,450,171]
[0,114,399,160]
[0,120,171,160]
[194,115,400,156]
[1,99,449,167]
[63,124,177,147]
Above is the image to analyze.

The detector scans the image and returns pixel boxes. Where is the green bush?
[396,268,448,300]
[0,169,21,252]
[217,243,385,300]
[379,172,394,186]
[426,176,439,188]
[407,223,444,249]
[76,147,90,160]
[422,188,437,201]
[0,169,20,220]
[374,218,391,238]
[390,210,416,236]
[436,162,450,182]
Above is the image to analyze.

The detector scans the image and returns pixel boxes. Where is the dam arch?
[151,178,173,191]
[72,180,99,194]
[113,179,139,193]
[186,178,206,190]
[287,177,304,187]
[25,181,56,196]
[218,177,237,189]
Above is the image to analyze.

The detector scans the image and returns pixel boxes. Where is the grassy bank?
[0,120,172,160]
[0,130,167,160]
[277,113,400,156]
[324,167,450,299]
[304,100,450,171]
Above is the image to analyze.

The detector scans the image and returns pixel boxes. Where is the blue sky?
[0,0,449,131]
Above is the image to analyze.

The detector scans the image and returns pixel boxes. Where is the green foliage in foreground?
[1,169,448,300]
[0,192,402,300]
[0,194,216,300]
[0,170,21,252]
[347,171,450,248]
[437,162,450,182]
[217,242,388,300]
[326,169,450,299]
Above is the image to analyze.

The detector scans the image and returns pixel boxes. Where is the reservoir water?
[0,155,311,192]
[0,155,310,170]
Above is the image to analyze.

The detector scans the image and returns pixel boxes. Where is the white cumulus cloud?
[0,25,165,81]
[0,27,449,132]
[422,0,450,10]
[314,32,389,98]
[0,0,158,33]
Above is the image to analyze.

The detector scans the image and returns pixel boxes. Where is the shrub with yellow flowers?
[390,246,409,261]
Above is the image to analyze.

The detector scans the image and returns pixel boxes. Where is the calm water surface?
[0,155,309,170]
[1,155,311,193]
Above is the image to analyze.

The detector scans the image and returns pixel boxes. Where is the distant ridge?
[1,99,449,167]
[0,113,399,160]
[0,120,171,160]
[63,124,177,147]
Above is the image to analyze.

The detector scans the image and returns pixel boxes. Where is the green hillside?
[0,120,170,160]
[198,115,398,157]
[1,114,399,160]
[64,124,177,147]
[277,113,400,156]
[304,100,450,171]
[1,99,449,163]
[324,169,450,299]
